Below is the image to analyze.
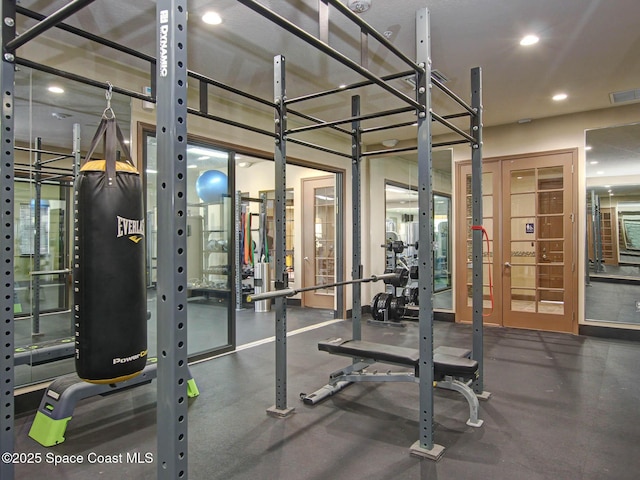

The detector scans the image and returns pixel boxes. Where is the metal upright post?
[470,67,489,398]
[410,7,443,460]
[156,1,189,478]
[0,2,16,478]
[593,194,604,272]
[267,54,293,417]
[335,172,344,318]
[32,137,43,335]
[351,95,362,340]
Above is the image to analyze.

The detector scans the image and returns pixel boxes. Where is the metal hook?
[102,81,115,119]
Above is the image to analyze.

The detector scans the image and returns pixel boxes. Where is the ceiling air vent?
[610,88,640,105]
[403,69,449,90]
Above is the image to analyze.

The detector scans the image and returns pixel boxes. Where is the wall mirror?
[585,121,640,325]
[383,149,453,311]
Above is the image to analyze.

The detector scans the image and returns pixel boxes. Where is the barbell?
[247,269,408,302]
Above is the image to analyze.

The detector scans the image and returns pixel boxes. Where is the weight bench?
[301,338,483,427]
[28,358,199,447]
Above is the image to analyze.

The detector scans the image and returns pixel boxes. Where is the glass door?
[144,131,235,360]
[302,176,335,309]
[456,151,576,333]
[456,161,501,325]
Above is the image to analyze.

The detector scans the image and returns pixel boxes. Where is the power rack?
[0,1,484,478]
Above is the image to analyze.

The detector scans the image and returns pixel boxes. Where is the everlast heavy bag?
[74,117,147,384]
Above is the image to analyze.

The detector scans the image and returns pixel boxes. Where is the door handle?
[304,257,309,261]
[504,262,512,267]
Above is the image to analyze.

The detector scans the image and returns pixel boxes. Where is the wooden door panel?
[502,151,576,333]
[455,150,577,333]
[302,176,335,309]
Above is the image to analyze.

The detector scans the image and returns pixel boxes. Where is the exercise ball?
[196,170,227,203]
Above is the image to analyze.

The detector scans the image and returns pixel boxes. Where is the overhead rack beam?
[433,139,471,148]
[16,6,155,63]
[287,106,414,135]
[188,108,275,138]
[286,137,351,159]
[237,0,423,111]
[432,76,476,117]
[189,69,275,109]
[285,70,412,105]
[326,0,421,73]
[5,0,97,52]
[431,111,476,144]
[15,146,73,156]
[16,57,152,102]
[361,145,418,157]
[361,120,417,134]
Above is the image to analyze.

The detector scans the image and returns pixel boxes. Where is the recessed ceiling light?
[520,34,539,46]
[202,11,222,25]
[596,171,604,175]
[48,86,64,94]
[585,145,592,151]
[589,160,598,165]
[552,93,568,101]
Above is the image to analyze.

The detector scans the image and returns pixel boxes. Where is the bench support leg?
[301,380,352,405]
[436,377,483,427]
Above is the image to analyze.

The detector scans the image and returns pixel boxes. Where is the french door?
[456,150,578,333]
[302,176,336,309]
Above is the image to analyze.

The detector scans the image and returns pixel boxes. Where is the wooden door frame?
[301,175,337,309]
[455,149,579,333]
[455,158,502,326]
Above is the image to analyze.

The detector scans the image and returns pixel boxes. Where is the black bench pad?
[318,338,477,379]
[319,338,420,365]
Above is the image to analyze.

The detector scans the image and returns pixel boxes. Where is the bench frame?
[301,343,484,427]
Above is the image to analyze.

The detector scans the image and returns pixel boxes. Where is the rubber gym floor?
[12,307,640,480]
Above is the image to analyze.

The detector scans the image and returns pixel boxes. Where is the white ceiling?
[12,0,640,179]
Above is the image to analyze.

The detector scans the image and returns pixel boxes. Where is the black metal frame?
[0,1,484,477]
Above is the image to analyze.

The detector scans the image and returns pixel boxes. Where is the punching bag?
[74,117,147,384]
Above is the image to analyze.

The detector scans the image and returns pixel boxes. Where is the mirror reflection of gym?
[585,121,640,326]
[383,150,453,313]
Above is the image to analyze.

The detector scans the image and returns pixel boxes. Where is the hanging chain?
[102,81,116,119]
